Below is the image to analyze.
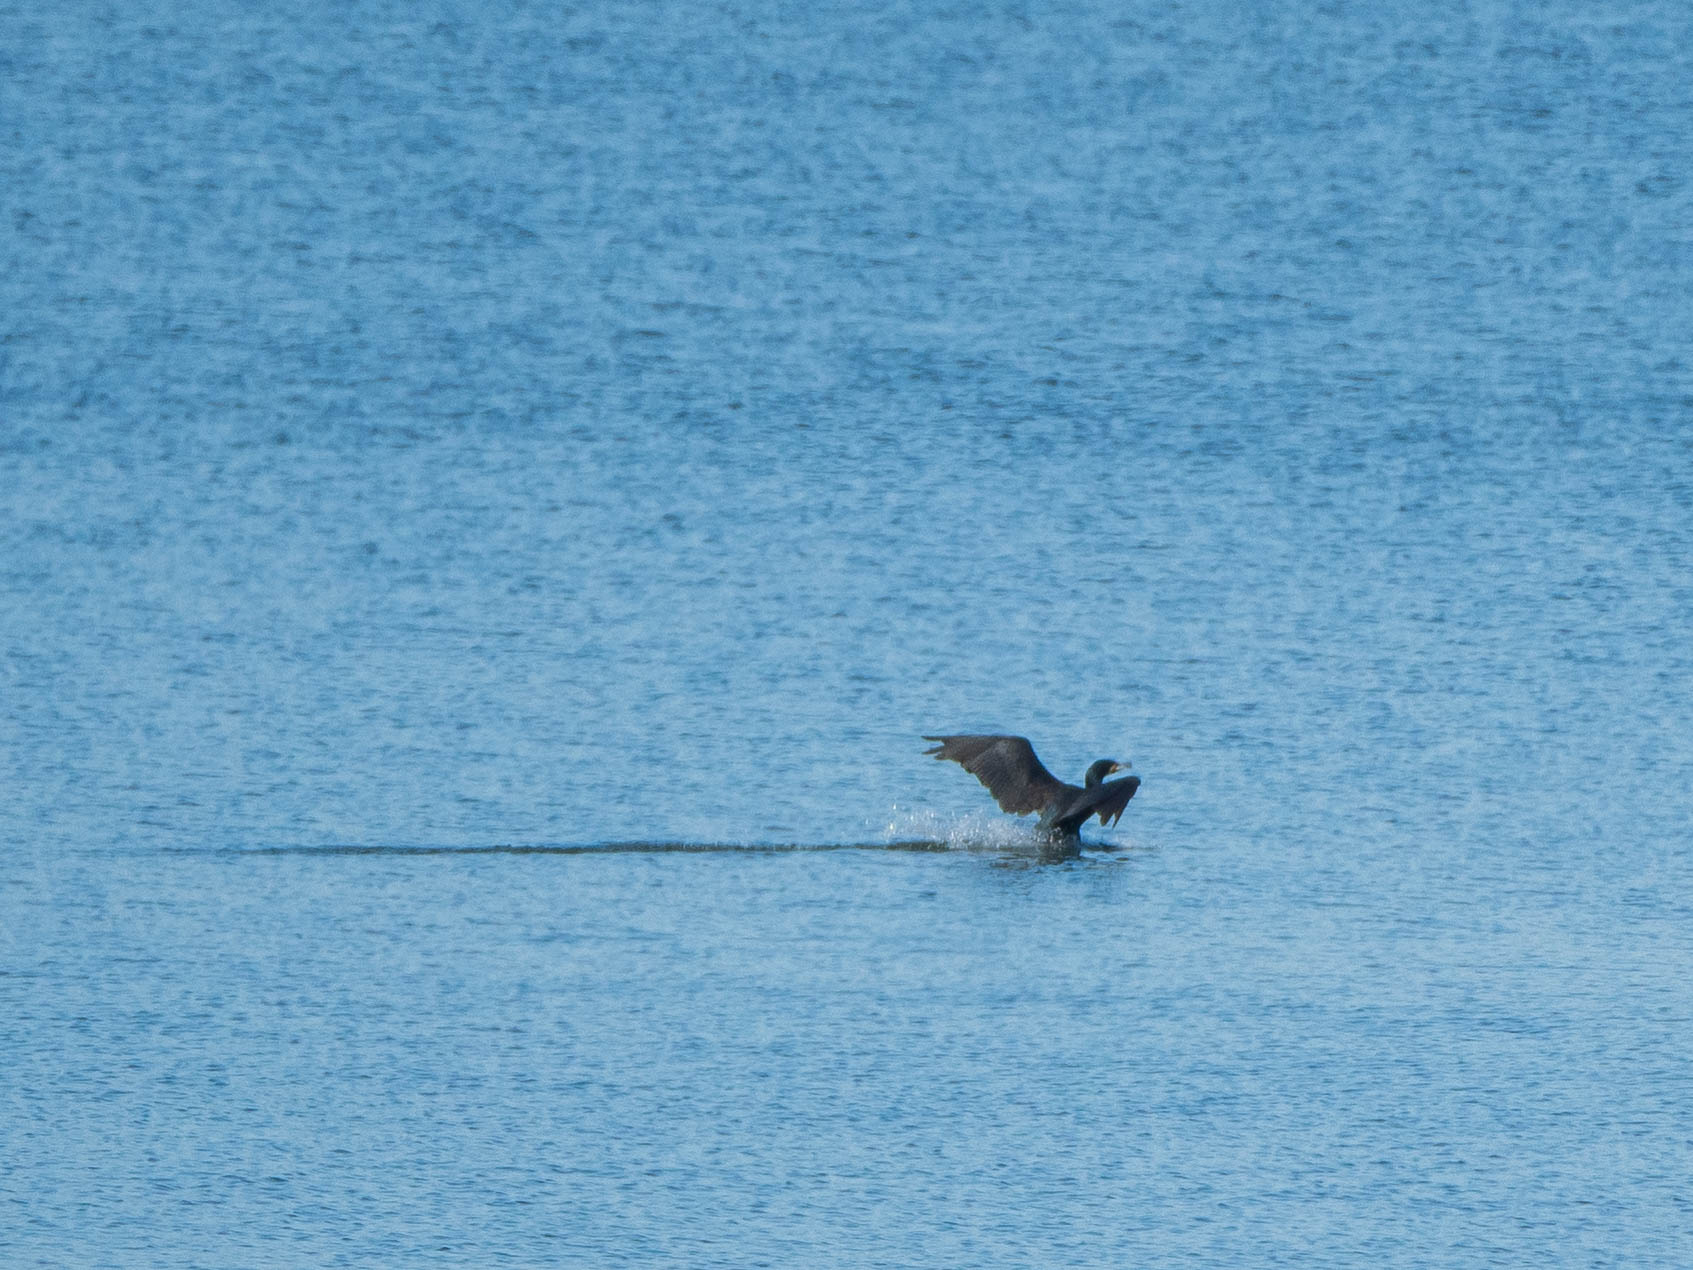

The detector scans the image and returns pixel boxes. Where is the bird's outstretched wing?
[1069,775,1141,829]
[922,734,1067,816]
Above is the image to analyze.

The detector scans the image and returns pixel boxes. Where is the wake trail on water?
[182,814,1138,857]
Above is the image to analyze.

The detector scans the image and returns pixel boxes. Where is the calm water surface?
[4,0,1693,1264]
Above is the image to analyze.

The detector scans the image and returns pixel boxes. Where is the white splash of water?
[876,804,1045,851]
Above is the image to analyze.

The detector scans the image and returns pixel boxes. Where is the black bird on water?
[923,734,1140,840]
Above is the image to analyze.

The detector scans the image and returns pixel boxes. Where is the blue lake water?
[4,1,1693,1264]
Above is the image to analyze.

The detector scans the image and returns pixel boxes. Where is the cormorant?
[923,734,1140,839]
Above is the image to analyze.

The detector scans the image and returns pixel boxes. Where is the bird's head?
[1084,758,1131,788]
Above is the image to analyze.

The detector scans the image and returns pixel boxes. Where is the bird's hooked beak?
[1110,761,1131,774]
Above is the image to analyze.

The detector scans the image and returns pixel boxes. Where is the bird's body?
[922,734,1140,840]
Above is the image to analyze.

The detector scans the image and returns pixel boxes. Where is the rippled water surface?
[5,1,1693,1264]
